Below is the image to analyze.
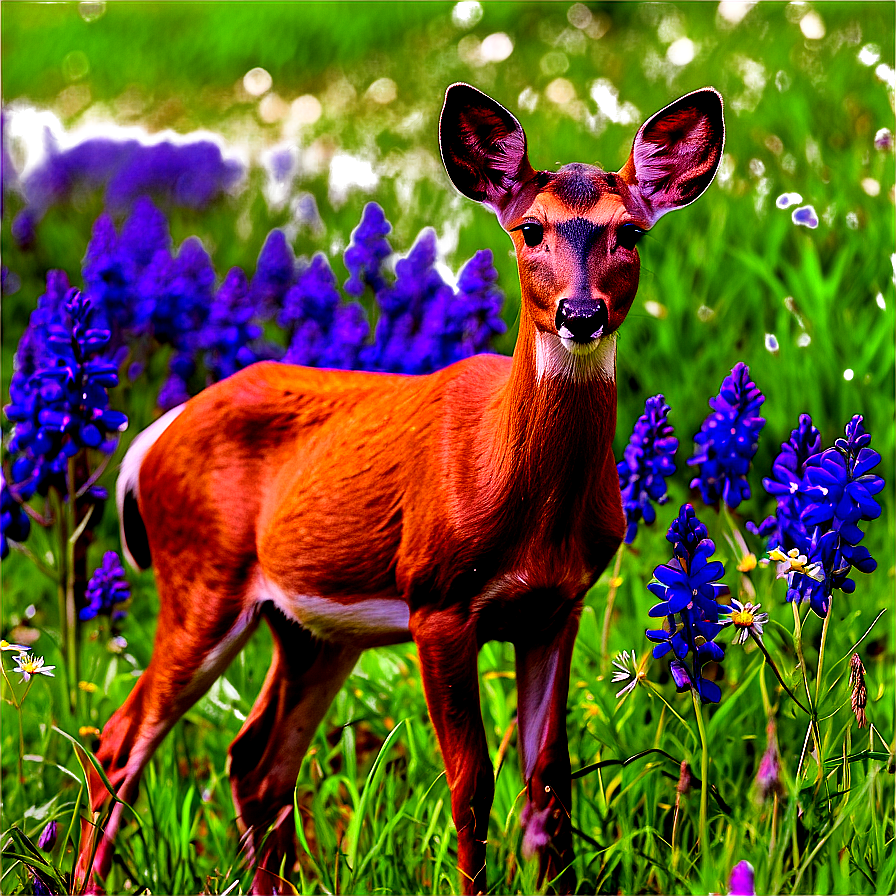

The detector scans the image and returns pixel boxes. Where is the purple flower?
[1,470,31,560]
[791,205,819,228]
[688,362,765,509]
[343,202,392,297]
[38,820,58,851]
[81,551,131,622]
[293,193,320,228]
[748,414,821,550]
[4,290,128,500]
[617,394,678,543]
[265,146,299,198]
[645,505,729,704]
[728,860,755,896]
[251,229,296,320]
[446,249,507,362]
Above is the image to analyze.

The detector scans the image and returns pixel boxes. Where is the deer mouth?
[558,334,605,355]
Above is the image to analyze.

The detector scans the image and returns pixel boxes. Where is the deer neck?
[479,314,618,530]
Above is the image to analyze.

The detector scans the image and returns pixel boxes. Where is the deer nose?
[555,298,608,343]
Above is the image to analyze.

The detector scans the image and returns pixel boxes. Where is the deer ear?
[440,83,536,213]
[619,87,725,225]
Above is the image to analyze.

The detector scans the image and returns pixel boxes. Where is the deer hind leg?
[77,582,260,893]
[228,603,361,896]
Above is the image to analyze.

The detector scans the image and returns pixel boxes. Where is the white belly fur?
[256,573,411,644]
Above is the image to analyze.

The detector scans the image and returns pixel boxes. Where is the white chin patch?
[535,330,617,383]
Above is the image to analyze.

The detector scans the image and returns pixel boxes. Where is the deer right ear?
[440,83,536,213]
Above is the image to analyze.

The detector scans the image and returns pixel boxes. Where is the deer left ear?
[619,87,725,226]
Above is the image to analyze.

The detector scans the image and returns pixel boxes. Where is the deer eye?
[617,223,645,251]
[514,222,544,247]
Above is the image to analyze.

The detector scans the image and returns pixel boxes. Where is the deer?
[76,82,724,895]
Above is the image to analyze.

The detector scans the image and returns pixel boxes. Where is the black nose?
[555,298,608,343]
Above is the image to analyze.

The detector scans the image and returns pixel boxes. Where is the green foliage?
[2,2,894,895]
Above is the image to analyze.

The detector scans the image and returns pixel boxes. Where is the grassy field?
[2,3,894,894]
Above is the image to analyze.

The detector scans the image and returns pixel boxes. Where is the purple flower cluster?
[344,201,392,296]
[770,416,883,617]
[80,551,131,622]
[688,362,765,509]
[4,289,127,505]
[1,471,31,559]
[645,504,729,703]
[12,133,243,247]
[617,394,678,544]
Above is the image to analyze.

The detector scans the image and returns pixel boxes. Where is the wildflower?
[265,146,299,199]
[81,552,131,622]
[446,249,507,362]
[721,598,769,645]
[775,192,802,209]
[749,414,821,552]
[645,504,729,704]
[874,127,894,151]
[617,394,678,544]
[791,205,819,228]
[78,680,99,693]
[728,860,755,896]
[38,820,58,851]
[756,721,782,800]
[79,726,101,738]
[849,653,867,728]
[769,546,823,581]
[0,639,28,652]
[737,553,757,572]
[13,653,55,682]
[688,362,765,509]
[610,649,641,697]
[293,193,320,229]
[1,471,31,559]
[343,201,393,296]
[250,229,296,320]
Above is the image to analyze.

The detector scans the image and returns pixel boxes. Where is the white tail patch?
[116,404,186,569]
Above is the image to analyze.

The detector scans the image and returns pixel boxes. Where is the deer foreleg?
[515,608,581,893]
[412,609,493,896]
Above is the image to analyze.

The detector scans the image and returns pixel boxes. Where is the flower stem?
[601,545,625,661]
[690,689,710,871]
[749,630,811,714]
[791,602,823,780]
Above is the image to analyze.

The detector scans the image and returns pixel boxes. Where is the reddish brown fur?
[77,83,723,895]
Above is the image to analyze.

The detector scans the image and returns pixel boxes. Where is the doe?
[77,82,724,894]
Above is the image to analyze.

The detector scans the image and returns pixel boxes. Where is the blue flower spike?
[645,504,729,704]
[81,551,131,622]
[617,394,678,544]
[688,362,765,509]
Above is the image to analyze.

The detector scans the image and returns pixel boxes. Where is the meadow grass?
[2,3,894,894]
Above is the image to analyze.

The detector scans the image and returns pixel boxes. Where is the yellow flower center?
[731,609,755,628]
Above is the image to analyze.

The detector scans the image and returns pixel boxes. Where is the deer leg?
[77,587,259,893]
[515,607,581,894]
[412,609,493,896]
[228,605,360,896]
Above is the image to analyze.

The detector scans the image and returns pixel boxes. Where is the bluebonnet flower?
[80,551,131,622]
[37,820,58,851]
[4,289,127,499]
[251,229,296,320]
[11,208,37,249]
[281,254,342,366]
[23,123,246,216]
[265,146,299,200]
[645,504,729,703]
[1,470,31,559]
[688,362,765,509]
[344,202,392,297]
[748,414,821,551]
[293,193,320,228]
[366,228,455,373]
[617,394,678,544]
[773,415,884,617]
[200,268,265,381]
[444,249,507,362]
